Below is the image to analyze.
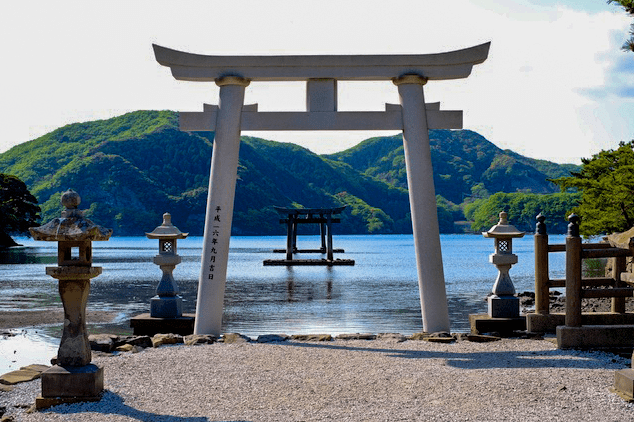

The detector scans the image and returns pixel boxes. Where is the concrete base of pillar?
[527,312,634,333]
[488,295,519,318]
[557,325,634,349]
[469,313,526,335]
[150,295,183,318]
[614,368,634,402]
[36,364,103,409]
[526,312,566,333]
[130,313,195,336]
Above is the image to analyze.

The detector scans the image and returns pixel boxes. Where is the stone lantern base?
[468,295,524,336]
[469,313,526,336]
[130,312,195,336]
[35,364,104,410]
[488,294,520,318]
[150,294,183,318]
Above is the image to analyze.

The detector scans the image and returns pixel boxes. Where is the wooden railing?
[533,213,633,326]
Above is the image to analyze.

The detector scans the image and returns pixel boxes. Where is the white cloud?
[0,0,632,164]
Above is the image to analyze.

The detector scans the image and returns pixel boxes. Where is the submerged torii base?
[153,42,490,335]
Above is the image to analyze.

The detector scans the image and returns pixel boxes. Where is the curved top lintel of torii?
[152,42,490,82]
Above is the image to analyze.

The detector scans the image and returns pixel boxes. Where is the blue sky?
[1,0,632,164]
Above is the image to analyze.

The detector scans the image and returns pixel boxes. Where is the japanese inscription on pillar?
[206,206,222,280]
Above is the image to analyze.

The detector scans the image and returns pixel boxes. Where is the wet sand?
[0,310,119,331]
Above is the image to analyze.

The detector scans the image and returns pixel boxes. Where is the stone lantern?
[29,189,112,408]
[130,213,194,336]
[482,212,525,318]
[146,213,188,318]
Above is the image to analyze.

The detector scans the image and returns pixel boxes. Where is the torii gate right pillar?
[395,75,450,333]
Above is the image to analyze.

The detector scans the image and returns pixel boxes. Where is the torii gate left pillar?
[195,77,249,334]
[153,43,490,335]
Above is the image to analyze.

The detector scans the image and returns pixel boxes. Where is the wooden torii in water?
[153,42,490,335]
[264,206,354,266]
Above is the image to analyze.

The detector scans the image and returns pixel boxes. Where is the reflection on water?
[1,234,567,341]
[0,329,58,374]
[0,247,57,265]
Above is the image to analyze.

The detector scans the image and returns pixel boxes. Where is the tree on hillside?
[552,141,634,235]
[465,191,580,233]
[0,174,40,248]
[608,0,634,51]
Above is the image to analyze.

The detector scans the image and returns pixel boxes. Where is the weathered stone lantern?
[130,213,195,336]
[146,213,188,318]
[29,189,112,408]
[483,211,525,318]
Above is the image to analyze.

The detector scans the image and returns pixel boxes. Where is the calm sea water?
[0,234,566,372]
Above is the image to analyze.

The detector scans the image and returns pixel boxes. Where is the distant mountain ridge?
[0,110,578,235]
[326,131,578,204]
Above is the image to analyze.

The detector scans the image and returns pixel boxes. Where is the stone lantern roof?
[482,212,525,239]
[146,213,188,240]
[29,190,112,242]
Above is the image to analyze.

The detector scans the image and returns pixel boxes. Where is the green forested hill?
[0,110,578,236]
[326,131,579,204]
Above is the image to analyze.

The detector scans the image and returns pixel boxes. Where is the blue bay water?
[0,233,566,372]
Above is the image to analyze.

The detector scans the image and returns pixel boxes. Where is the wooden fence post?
[534,213,550,315]
[612,255,627,313]
[565,214,582,327]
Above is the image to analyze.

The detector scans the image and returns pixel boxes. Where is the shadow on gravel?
[41,390,246,422]
[278,341,627,370]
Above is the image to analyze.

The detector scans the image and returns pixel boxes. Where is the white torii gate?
[153,42,490,335]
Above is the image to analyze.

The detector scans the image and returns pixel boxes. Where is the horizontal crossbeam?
[180,109,462,132]
[581,288,634,299]
[153,43,491,82]
[274,206,346,215]
[279,218,341,224]
[582,248,633,259]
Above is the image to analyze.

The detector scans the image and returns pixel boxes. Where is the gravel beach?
[2,336,633,421]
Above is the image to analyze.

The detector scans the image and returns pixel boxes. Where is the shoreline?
[0,310,120,331]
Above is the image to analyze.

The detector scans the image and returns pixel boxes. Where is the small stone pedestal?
[488,295,520,318]
[36,365,104,409]
[469,313,526,336]
[29,190,112,409]
[130,313,196,336]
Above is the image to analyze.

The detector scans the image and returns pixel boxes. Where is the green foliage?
[333,191,394,233]
[236,136,411,235]
[0,174,41,247]
[583,257,607,278]
[328,130,578,204]
[469,183,490,200]
[0,110,176,189]
[608,0,634,51]
[552,140,634,235]
[436,195,464,233]
[0,110,578,236]
[465,191,581,233]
